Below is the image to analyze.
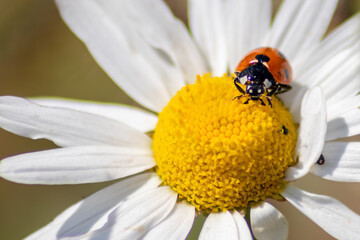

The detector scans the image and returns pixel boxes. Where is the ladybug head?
[246,82,265,97]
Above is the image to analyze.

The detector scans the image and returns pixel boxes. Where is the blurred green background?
[0,0,359,239]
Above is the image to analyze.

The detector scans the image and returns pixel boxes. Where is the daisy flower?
[1,0,360,239]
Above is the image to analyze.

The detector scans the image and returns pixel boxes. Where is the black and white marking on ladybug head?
[246,82,264,97]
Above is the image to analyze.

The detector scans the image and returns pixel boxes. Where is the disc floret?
[153,74,297,213]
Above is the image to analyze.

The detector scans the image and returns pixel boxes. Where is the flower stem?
[245,207,257,240]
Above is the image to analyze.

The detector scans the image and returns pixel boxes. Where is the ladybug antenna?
[255,54,270,63]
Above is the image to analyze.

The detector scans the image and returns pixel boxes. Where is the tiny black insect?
[282,125,288,135]
[316,154,325,165]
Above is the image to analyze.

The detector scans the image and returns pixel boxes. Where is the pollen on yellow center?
[152,74,297,213]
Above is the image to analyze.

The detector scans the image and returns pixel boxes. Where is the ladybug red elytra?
[233,47,292,107]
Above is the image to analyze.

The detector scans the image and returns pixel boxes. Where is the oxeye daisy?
[0,0,360,239]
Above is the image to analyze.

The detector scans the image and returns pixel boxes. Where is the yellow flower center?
[152,74,297,213]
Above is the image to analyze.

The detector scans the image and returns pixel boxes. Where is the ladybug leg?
[263,86,278,108]
[275,84,292,95]
[266,84,280,98]
[258,98,266,106]
[266,97,273,108]
[232,95,244,100]
[246,97,266,106]
[233,78,246,100]
[244,98,251,104]
[234,78,246,94]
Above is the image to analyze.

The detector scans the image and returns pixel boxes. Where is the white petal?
[141,202,195,240]
[286,45,360,117]
[282,185,360,240]
[326,103,360,141]
[31,97,158,133]
[321,48,360,102]
[285,87,327,181]
[311,142,360,182]
[251,202,288,240]
[305,47,357,88]
[118,0,207,84]
[283,14,360,113]
[266,0,338,61]
[328,94,360,116]
[25,173,161,240]
[0,146,155,184]
[264,0,302,51]
[232,211,252,240]
[292,13,360,80]
[188,0,227,76]
[55,0,183,112]
[70,186,177,240]
[225,0,271,71]
[326,74,360,109]
[199,211,239,240]
[0,96,151,148]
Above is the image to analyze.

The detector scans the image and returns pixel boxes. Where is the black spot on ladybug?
[282,125,288,135]
[255,54,270,63]
[316,154,325,165]
[277,50,286,60]
[284,69,289,79]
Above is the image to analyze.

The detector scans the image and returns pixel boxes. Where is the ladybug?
[233,47,292,107]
